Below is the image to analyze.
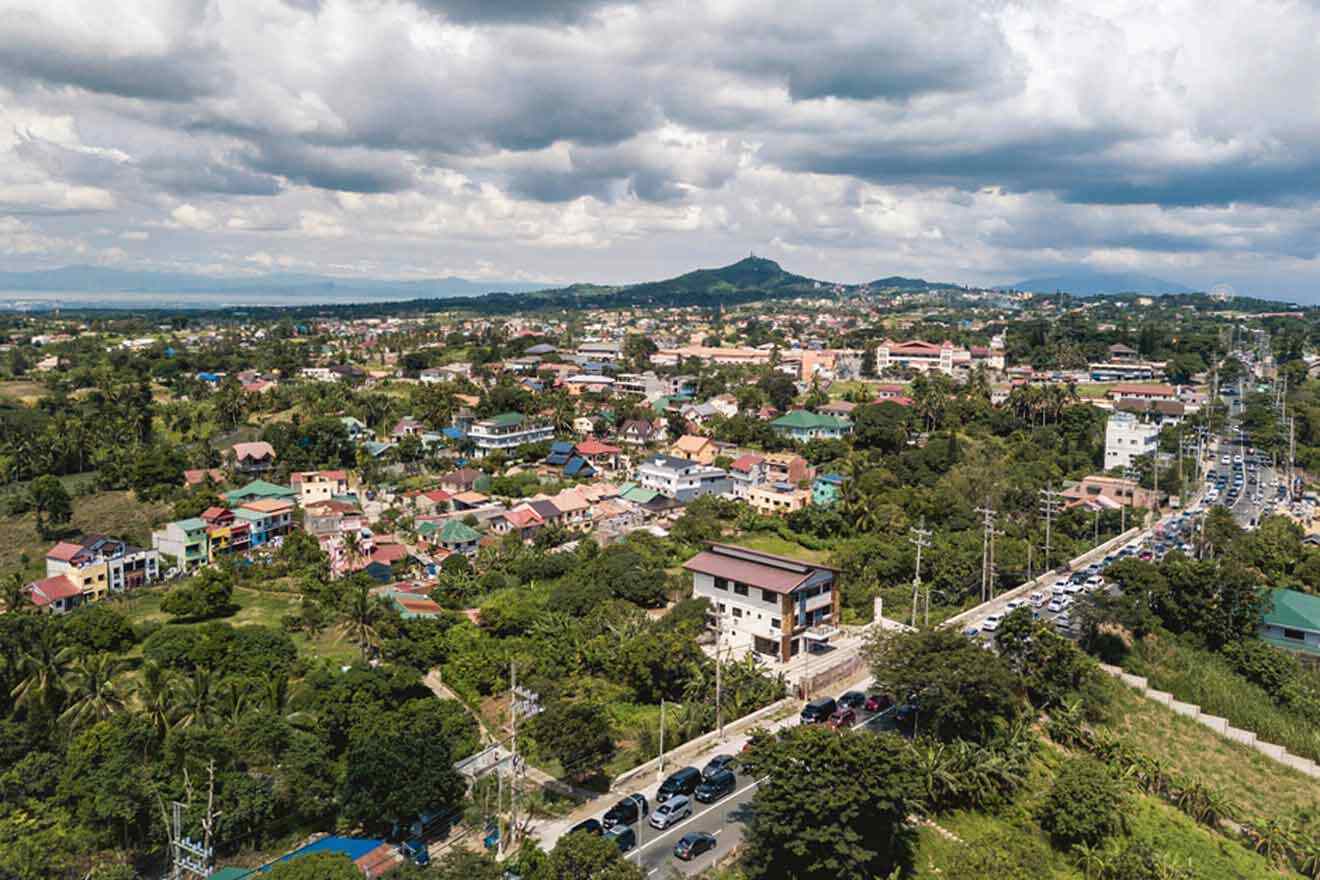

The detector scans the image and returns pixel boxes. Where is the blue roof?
[442,426,464,440]
[550,441,575,453]
[817,473,845,485]
[564,457,596,477]
[263,836,386,872]
[197,371,222,382]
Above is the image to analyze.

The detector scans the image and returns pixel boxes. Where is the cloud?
[170,204,217,230]
[411,0,621,24]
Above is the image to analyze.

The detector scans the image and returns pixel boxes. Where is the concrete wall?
[1098,663,1320,780]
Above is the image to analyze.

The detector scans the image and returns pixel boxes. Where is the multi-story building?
[43,535,160,598]
[874,339,1005,375]
[615,372,698,397]
[291,470,351,506]
[685,543,842,663]
[233,498,295,548]
[635,454,730,502]
[467,412,555,457]
[1106,383,1178,404]
[574,341,623,366]
[727,453,768,500]
[1104,410,1161,470]
[746,482,811,516]
[152,518,211,572]
[201,507,251,559]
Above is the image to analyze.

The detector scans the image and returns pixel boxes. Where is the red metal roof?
[576,438,621,455]
[683,547,821,595]
[29,574,80,606]
[45,542,84,562]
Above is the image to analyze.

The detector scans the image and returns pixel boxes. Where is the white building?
[635,454,730,502]
[1104,410,1160,470]
[467,412,555,457]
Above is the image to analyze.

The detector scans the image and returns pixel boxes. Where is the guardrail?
[941,527,1143,630]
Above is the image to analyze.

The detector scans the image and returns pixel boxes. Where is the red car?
[827,708,856,730]
[864,693,894,713]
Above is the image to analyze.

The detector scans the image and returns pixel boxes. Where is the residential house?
[1061,475,1159,511]
[490,505,545,543]
[765,452,814,487]
[812,473,846,507]
[291,470,350,506]
[727,453,768,500]
[618,419,665,446]
[545,441,576,467]
[233,498,295,548]
[575,438,622,471]
[410,489,452,515]
[708,394,739,418]
[817,400,856,420]
[152,518,211,572]
[340,416,370,441]
[392,417,426,438]
[436,519,481,558]
[223,480,297,506]
[1259,589,1320,657]
[230,441,277,475]
[201,507,251,559]
[1106,383,1178,404]
[771,410,852,441]
[684,543,842,663]
[183,468,226,488]
[43,536,159,599]
[746,482,812,516]
[669,434,718,465]
[440,468,484,495]
[467,412,555,457]
[27,573,83,613]
[635,454,730,502]
[547,489,591,530]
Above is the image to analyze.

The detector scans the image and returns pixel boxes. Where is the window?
[1283,628,1306,641]
[714,577,728,591]
[732,607,742,618]
[771,618,781,629]
[718,603,726,613]
[762,588,777,604]
[734,583,748,597]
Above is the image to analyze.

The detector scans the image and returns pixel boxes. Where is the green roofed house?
[436,518,481,558]
[467,411,554,458]
[1259,588,1320,656]
[223,479,297,505]
[771,409,852,441]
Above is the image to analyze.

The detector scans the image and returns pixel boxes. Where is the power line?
[908,518,932,628]
[975,502,997,603]
[1039,486,1062,571]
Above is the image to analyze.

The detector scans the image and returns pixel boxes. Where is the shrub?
[1037,756,1126,848]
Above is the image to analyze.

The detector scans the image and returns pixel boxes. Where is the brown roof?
[240,497,294,513]
[46,541,84,562]
[29,574,80,606]
[683,543,836,595]
[231,441,276,461]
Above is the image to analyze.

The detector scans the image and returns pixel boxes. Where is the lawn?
[121,584,362,666]
[1098,675,1320,820]
[729,533,830,565]
[0,489,170,579]
[1075,382,1113,399]
[0,379,47,405]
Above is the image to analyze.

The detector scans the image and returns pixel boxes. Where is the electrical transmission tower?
[975,502,997,603]
[1039,486,1062,571]
[908,518,932,628]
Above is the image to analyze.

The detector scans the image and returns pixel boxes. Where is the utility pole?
[908,518,932,628]
[975,502,997,602]
[714,605,724,740]
[658,699,666,778]
[1039,486,1062,570]
[1122,465,1138,531]
[1290,415,1297,501]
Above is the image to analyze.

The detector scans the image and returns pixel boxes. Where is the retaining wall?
[1098,663,1320,780]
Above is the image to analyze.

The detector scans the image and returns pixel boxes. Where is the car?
[981,613,1003,632]
[702,755,736,780]
[1029,591,1047,607]
[1063,582,1083,595]
[649,795,693,830]
[1046,598,1067,614]
[828,708,857,730]
[399,840,429,866]
[694,768,736,803]
[838,690,867,710]
[800,697,837,724]
[657,767,702,803]
[605,824,636,853]
[602,793,649,828]
[569,818,603,836]
[674,831,718,861]
[864,693,894,713]
[962,625,980,637]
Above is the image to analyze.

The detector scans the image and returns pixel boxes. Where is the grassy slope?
[0,489,171,578]
[728,533,830,565]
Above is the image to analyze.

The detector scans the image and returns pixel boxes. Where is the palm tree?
[262,674,313,727]
[60,653,129,731]
[174,667,218,730]
[11,628,72,716]
[1071,841,1109,880]
[136,661,175,740]
[2,572,29,614]
[341,530,364,574]
[336,583,386,661]
[215,677,252,726]
[910,742,958,810]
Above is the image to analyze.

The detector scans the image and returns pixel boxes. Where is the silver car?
[649,795,692,830]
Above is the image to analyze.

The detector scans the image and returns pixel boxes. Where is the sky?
[2,0,1320,299]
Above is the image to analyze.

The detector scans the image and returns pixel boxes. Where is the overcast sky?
[2,0,1320,298]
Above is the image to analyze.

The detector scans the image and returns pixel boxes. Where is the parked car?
[702,755,736,780]
[838,690,867,709]
[694,769,737,803]
[1028,591,1046,607]
[963,625,980,637]
[864,693,894,713]
[981,613,1003,632]
[399,840,429,866]
[569,818,603,836]
[800,697,837,724]
[605,824,636,853]
[1046,598,1067,614]
[602,793,648,829]
[657,767,702,803]
[828,707,857,730]
[674,831,718,861]
[649,795,693,830]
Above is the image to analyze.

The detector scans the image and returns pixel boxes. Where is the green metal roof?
[489,412,525,427]
[1260,633,1320,656]
[175,517,207,531]
[771,409,850,430]
[223,479,296,502]
[622,486,659,504]
[438,519,480,543]
[1262,588,1320,633]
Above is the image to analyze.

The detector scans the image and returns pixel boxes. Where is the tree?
[161,567,235,621]
[60,653,129,731]
[266,853,362,880]
[739,725,916,880]
[28,474,72,538]
[867,628,1019,742]
[995,608,1096,708]
[758,372,798,412]
[341,705,467,829]
[533,830,644,880]
[1037,756,1126,848]
[852,402,910,453]
[527,699,615,781]
[336,581,388,661]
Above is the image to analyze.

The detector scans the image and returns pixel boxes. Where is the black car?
[800,697,837,724]
[837,691,866,710]
[602,793,648,829]
[569,818,603,836]
[657,766,702,803]
[674,832,717,861]
[702,755,736,780]
[694,769,736,803]
[605,824,636,853]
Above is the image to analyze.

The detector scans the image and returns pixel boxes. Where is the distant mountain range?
[1006,268,1194,296]
[866,275,961,291]
[0,265,550,297]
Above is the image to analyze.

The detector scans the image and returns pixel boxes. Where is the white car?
[1046,598,1068,614]
[981,613,1003,633]
[1063,582,1084,595]
[1005,599,1025,613]
[1028,591,1047,607]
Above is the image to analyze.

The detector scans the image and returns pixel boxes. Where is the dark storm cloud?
[244,140,416,194]
[141,155,285,197]
[0,46,221,102]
